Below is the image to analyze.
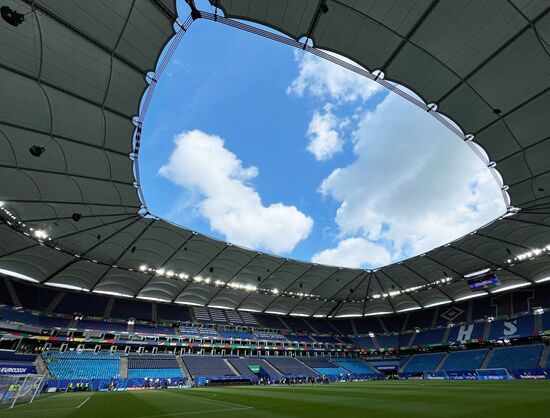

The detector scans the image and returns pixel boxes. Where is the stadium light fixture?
[335,314,362,318]
[0,268,39,283]
[208,304,233,310]
[423,300,452,308]
[93,290,132,298]
[45,282,89,292]
[364,311,393,316]
[536,276,550,283]
[464,268,491,279]
[505,245,550,264]
[396,306,421,313]
[174,301,203,306]
[136,296,170,302]
[265,311,287,315]
[455,293,486,301]
[28,145,45,157]
[237,308,262,313]
[490,282,531,293]
[32,229,48,240]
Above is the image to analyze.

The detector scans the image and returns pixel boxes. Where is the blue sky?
[138,1,505,269]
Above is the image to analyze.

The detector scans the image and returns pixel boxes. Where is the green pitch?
[3,380,550,418]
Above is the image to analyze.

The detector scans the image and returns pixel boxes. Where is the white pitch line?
[140,406,253,418]
[166,392,251,409]
[77,396,91,409]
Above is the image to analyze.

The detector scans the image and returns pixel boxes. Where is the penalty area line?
[77,396,91,409]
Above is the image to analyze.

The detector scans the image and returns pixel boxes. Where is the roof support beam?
[234,260,289,310]
[89,219,155,291]
[171,244,230,303]
[362,273,374,316]
[372,272,395,314]
[261,264,317,313]
[134,232,196,297]
[202,252,262,306]
[22,0,148,75]
[377,269,424,308]
[40,215,143,284]
[0,121,131,158]
[398,262,454,301]
[0,214,139,260]
[449,244,534,284]
[0,165,135,187]
[0,62,132,121]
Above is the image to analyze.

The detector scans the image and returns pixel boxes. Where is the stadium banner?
[514,369,550,380]
[46,377,189,391]
[0,332,359,354]
[0,364,36,374]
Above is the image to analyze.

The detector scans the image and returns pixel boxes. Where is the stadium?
[1,0,550,416]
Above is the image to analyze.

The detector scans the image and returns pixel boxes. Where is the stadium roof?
[0,0,549,317]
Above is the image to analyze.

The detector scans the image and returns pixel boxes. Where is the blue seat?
[402,353,445,373]
[440,349,488,371]
[333,359,380,375]
[43,351,120,379]
[487,345,543,370]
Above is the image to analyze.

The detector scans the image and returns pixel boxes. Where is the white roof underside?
[0,0,549,316]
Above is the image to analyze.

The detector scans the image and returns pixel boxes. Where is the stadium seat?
[182,355,236,377]
[226,357,280,377]
[412,328,445,346]
[266,357,317,376]
[300,358,347,376]
[333,359,380,375]
[439,349,488,371]
[127,354,184,379]
[402,353,446,373]
[43,352,121,380]
[487,345,543,370]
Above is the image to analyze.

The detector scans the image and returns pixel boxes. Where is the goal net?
[0,374,45,409]
[475,368,513,380]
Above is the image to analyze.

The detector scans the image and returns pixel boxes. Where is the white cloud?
[287,51,381,103]
[287,49,503,268]
[306,104,343,161]
[312,237,392,269]
[317,93,505,265]
[159,130,313,253]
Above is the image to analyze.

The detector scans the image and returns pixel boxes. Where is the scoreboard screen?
[467,272,500,291]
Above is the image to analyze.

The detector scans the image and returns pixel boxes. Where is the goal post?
[0,374,45,409]
[475,368,513,380]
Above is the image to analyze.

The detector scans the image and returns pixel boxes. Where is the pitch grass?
[3,380,550,418]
